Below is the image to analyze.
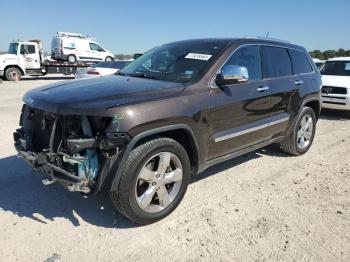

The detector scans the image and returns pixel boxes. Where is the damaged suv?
[14,38,321,224]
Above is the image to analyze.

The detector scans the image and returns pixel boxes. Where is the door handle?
[295,80,304,85]
[257,86,270,92]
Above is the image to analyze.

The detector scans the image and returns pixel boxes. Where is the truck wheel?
[5,67,22,81]
[281,106,316,155]
[110,137,191,225]
[105,56,113,61]
[67,55,77,63]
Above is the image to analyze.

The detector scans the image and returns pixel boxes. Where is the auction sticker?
[185,53,212,61]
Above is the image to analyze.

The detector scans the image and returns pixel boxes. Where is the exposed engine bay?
[13,105,129,193]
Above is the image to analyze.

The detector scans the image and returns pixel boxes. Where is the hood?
[23,75,185,115]
[0,54,17,63]
[322,75,350,89]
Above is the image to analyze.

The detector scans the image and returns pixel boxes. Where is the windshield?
[8,43,19,55]
[321,61,350,76]
[118,41,227,83]
[93,61,129,69]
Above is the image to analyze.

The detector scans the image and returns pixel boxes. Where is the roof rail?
[57,32,85,38]
[242,35,291,44]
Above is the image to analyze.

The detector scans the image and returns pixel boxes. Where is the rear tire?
[281,106,316,155]
[110,137,191,225]
[105,56,113,61]
[5,67,22,81]
[67,55,77,63]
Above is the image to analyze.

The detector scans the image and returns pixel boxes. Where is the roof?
[165,37,302,49]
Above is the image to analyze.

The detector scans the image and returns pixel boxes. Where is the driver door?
[19,44,40,69]
[208,45,271,160]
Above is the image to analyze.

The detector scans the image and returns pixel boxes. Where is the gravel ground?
[0,76,349,262]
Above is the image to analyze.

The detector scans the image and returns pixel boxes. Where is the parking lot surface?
[0,76,349,262]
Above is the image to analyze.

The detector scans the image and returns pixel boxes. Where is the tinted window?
[262,46,292,78]
[224,45,262,80]
[289,49,313,74]
[321,61,350,76]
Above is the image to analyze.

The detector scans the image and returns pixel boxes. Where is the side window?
[224,45,262,80]
[90,43,104,51]
[20,45,36,54]
[289,49,313,74]
[262,46,292,78]
[89,43,98,51]
[28,45,36,54]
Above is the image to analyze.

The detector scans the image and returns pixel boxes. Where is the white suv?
[321,57,350,110]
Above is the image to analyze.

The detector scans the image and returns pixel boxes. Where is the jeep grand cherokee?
[14,38,321,224]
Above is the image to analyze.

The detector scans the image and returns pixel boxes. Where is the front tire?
[281,106,316,155]
[5,67,22,81]
[67,55,77,63]
[110,137,191,225]
[105,56,113,61]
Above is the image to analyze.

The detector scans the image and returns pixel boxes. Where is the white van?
[51,32,114,63]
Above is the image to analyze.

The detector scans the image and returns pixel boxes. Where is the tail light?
[87,69,100,75]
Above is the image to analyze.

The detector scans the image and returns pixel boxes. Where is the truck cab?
[0,40,43,81]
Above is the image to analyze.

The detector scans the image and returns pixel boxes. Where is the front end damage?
[13,105,129,193]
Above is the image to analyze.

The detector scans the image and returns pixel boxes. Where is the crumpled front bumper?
[14,129,88,184]
[13,127,130,188]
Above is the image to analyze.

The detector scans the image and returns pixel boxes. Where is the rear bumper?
[0,70,4,77]
[321,93,350,110]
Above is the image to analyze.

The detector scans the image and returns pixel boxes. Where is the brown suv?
[14,38,321,224]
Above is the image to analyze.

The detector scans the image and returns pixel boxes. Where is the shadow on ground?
[0,145,284,228]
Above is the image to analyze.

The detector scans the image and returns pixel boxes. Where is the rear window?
[289,49,313,74]
[262,46,292,78]
[321,61,350,76]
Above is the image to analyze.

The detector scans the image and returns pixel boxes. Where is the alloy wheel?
[135,152,183,213]
[297,114,313,150]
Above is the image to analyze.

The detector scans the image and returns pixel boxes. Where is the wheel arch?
[109,124,199,191]
[285,97,320,138]
[4,65,25,76]
[304,99,321,120]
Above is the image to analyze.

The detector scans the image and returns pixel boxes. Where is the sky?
[0,0,349,54]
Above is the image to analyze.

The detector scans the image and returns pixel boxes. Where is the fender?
[4,65,26,76]
[109,124,199,192]
[284,96,320,138]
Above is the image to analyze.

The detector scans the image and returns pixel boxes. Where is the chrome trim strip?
[214,116,290,142]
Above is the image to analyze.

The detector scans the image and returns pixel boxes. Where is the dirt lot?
[0,76,349,262]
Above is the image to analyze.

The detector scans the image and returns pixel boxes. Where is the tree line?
[309,49,350,60]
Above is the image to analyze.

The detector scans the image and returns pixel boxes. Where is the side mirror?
[215,65,249,86]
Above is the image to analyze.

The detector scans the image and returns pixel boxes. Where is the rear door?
[260,46,296,139]
[289,48,316,98]
[208,45,272,159]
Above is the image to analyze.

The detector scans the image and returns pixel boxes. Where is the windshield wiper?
[127,73,161,80]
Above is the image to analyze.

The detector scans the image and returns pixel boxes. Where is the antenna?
[265,32,270,38]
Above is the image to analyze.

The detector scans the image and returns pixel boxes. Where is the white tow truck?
[0,38,95,81]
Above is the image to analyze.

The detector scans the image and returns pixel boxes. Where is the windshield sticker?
[185,53,212,61]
